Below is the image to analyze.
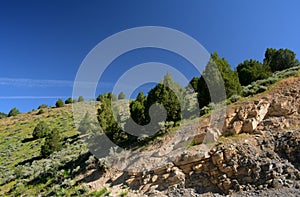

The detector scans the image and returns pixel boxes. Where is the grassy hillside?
[0,105,92,196]
[1,66,300,196]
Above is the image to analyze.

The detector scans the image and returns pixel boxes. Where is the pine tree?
[40,129,62,157]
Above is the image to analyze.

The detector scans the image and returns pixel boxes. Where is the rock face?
[101,78,300,196]
[118,130,300,196]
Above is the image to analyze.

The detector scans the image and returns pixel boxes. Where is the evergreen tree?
[78,96,85,102]
[118,92,126,100]
[146,83,181,123]
[8,107,20,117]
[130,92,147,125]
[97,97,129,146]
[40,128,62,157]
[78,112,98,134]
[264,48,300,72]
[55,99,64,108]
[0,112,7,119]
[196,52,241,108]
[33,121,51,139]
[65,97,74,104]
[237,59,272,86]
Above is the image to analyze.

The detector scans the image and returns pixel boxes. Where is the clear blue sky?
[1,0,300,113]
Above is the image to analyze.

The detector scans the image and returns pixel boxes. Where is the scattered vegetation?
[32,121,51,139]
[55,99,64,108]
[1,47,299,196]
[77,96,85,102]
[0,112,7,119]
[8,107,20,117]
[118,92,126,100]
[40,128,63,157]
[65,97,74,104]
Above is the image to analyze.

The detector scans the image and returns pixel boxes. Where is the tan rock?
[212,151,224,165]
[242,118,259,133]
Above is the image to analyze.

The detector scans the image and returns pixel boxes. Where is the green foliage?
[228,94,241,103]
[0,112,7,119]
[145,73,182,123]
[33,121,51,139]
[90,187,108,196]
[264,48,300,72]
[77,96,85,102]
[97,96,130,146]
[40,128,63,157]
[97,93,117,102]
[8,107,21,117]
[130,92,147,125]
[118,92,126,100]
[189,77,199,92]
[196,52,241,108]
[37,109,45,115]
[120,190,129,197]
[78,112,98,134]
[65,97,74,104]
[55,99,64,108]
[237,59,272,86]
[242,66,300,97]
[38,104,48,109]
[211,52,242,97]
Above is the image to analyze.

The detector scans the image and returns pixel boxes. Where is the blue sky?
[1,0,300,113]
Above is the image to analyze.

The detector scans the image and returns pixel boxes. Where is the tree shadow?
[15,155,43,166]
[21,137,36,143]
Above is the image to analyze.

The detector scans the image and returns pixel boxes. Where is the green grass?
[0,105,86,196]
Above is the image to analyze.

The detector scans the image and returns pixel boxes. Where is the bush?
[8,107,20,117]
[77,96,85,102]
[236,59,271,86]
[40,128,63,157]
[37,109,45,115]
[33,121,51,139]
[200,106,210,116]
[118,92,126,100]
[229,94,241,103]
[0,112,7,119]
[264,48,300,72]
[65,97,73,104]
[55,99,64,108]
[196,52,241,108]
[38,104,48,109]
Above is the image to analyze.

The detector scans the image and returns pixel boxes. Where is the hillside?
[1,75,300,196]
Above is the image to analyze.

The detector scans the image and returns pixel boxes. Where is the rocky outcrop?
[98,78,300,196]
[117,130,300,196]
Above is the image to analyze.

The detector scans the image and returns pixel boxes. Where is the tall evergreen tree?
[197,52,241,108]
[264,48,299,72]
[237,59,272,86]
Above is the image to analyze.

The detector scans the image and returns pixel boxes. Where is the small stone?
[151,175,158,183]
[272,178,283,188]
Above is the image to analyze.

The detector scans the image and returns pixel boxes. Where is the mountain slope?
[1,75,300,196]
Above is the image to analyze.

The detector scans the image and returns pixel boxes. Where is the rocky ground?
[83,77,300,196]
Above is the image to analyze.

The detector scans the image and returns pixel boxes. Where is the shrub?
[118,92,126,100]
[77,96,85,102]
[65,97,73,104]
[200,106,210,116]
[37,109,45,115]
[229,94,241,103]
[0,112,7,119]
[40,128,63,157]
[264,48,300,72]
[38,104,48,109]
[55,99,64,108]
[33,121,51,139]
[236,59,271,86]
[8,107,20,117]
